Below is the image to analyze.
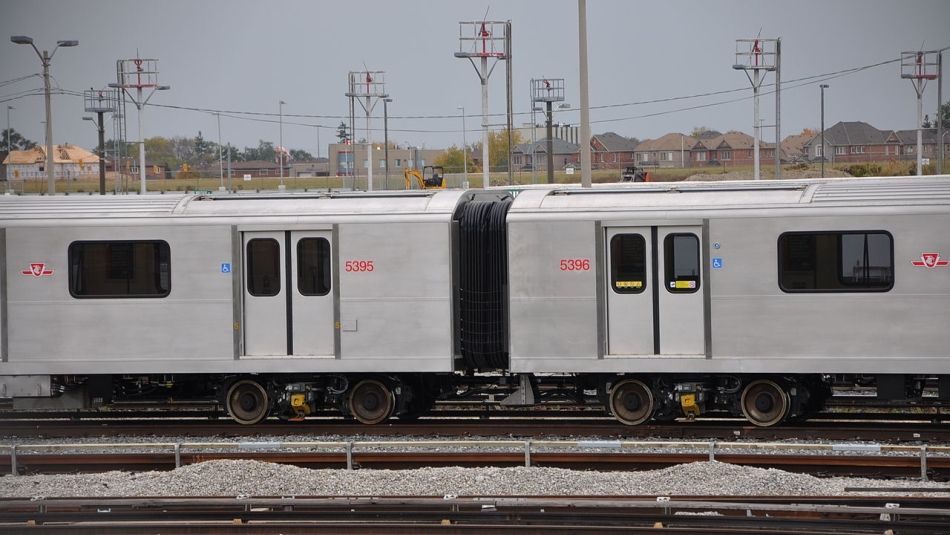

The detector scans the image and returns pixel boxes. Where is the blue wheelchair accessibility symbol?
[221,263,232,274]
[712,257,723,269]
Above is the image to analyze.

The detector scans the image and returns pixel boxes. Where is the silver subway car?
[1,176,948,426]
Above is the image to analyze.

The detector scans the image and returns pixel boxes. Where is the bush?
[879,160,915,177]
[837,163,881,177]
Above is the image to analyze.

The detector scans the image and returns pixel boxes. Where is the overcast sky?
[1,0,947,156]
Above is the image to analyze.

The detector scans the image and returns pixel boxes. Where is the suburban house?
[780,132,814,162]
[802,121,948,163]
[229,159,282,178]
[633,133,695,168]
[589,132,638,169]
[3,144,100,181]
[690,131,779,167]
[511,138,581,172]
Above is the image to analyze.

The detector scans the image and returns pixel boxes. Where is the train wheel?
[740,379,789,427]
[609,379,654,426]
[349,379,394,425]
[226,379,270,425]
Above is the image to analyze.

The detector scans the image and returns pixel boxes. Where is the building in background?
[3,144,100,181]
[589,132,638,169]
[327,143,445,178]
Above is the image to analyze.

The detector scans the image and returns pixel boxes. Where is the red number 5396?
[559,258,591,271]
[345,260,375,272]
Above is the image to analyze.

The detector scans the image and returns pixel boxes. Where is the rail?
[4,439,949,480]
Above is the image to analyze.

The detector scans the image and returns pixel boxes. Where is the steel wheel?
[348,379,394,425]
[741,379,789,427]
[609,379,654,426]
[226,379,269,425]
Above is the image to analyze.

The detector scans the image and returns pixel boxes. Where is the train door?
[242,231,334,357]
[605,225,705,356]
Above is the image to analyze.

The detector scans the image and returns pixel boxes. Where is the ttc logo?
[911,253,949,269]
[21,263,54,277]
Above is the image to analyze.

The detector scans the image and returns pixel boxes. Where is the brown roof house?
[3,144,100,181]
[690,131,778,166]
[589,132,638,169]
[634,133,695,168]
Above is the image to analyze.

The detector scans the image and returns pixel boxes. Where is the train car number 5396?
[559,258,591,271]
[345,260,375,272]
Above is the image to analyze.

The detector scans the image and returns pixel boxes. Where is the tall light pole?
[109,82,169,195]
[458,106,468,186]
[11,35,78,194]
[216,112,224,191]
[279,100,285,188]
[4,106,12,154]
[820,84,829,178]
[383,98,392,190]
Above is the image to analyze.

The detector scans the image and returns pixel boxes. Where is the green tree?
[1,128,37,151]
[290,149,313,160]
[434,145,473,173]
[193,131,214,165]
[472,129,523,172]
[143,136,179,168]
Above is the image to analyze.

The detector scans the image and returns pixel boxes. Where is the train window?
[68,240,171,298]
[778,231,893,292]
[297,238,331,296]
[664,234,700,293]
[610,234,646,294]
[246,238,281,297]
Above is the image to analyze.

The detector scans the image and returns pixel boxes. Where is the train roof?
[506,175,950,212]
[0,189,470,222]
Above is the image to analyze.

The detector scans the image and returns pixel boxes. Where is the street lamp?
[11,35,78,194]
[819,84,829,178]
[5,105,12,154]
[279,99,285,189]
[457,106,468,185]
[383,97,392,190]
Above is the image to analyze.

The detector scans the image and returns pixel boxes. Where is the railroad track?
[4,418,950,443]
[2,495,949,534]
[3,440,950,479]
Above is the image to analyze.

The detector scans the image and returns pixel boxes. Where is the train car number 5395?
[345,260,375,272]
[559,258,591,271]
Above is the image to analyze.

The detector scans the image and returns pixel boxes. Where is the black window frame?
[664,233,701,294]
[246,238,281,297]
[68,240,171,299]
[296,237,332,297]
[777,230,894,293]
[609,233,647,294]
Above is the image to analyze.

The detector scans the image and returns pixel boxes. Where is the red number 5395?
[345,260,375,272]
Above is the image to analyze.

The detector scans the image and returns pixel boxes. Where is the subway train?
[1,175,949,427]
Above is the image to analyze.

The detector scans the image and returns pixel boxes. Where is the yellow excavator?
[404,166,446,190]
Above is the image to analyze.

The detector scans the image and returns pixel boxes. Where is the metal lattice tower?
[345,70,388,191]
[733,37,779,180]
[83,88,117,195]
[455,20,510,189]
[901,50,939,176]
[531,78,565,184]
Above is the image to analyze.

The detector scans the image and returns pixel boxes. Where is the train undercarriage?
[4,372,948,427]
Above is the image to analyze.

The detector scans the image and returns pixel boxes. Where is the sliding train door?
[605,225,705,356]
[242,230,334,357]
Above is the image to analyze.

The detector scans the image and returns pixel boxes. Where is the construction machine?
[404,166,446,190]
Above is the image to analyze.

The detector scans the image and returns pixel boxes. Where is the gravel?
[2,460,948,498]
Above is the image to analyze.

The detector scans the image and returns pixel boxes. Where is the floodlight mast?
[111,57,169,195]
[83,88,118,194]
[11,35,78,194]
[733,37,778,180]
[344,70,387,191]
[455,20,510,189]
[901,50,939,176]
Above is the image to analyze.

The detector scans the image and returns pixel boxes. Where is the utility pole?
[774,38,782,179]
[455,20,510,189]
[531,78,565,184]
[458,106,468,186]
[578,0,592,188]
[383,97,392,190]
[216,112,224,191]
[505,20,513,186]
[820,84,829,179]
[938,49,944,175]
[11,36,78,194]
[279,100,285,189]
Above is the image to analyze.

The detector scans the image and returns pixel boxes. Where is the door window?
[610,234,646,293]
[297,238,331,296]
[664,234,700,293]
[246,238,280,296]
